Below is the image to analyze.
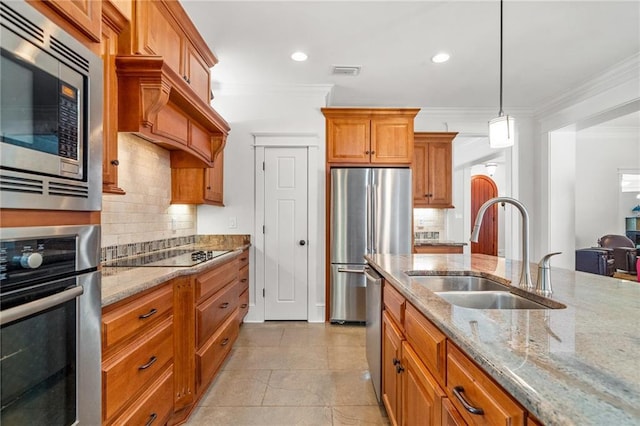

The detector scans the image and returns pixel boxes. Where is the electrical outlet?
[229,216,237,229]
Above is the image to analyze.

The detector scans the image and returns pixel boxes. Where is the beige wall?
[101,133,196,248]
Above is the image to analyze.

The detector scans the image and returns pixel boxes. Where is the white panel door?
[264,147,308,320]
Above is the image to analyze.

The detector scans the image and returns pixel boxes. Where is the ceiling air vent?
[332,65,361,76]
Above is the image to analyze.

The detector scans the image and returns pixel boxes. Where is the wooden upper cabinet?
[117,0,228,168]
[326,118,371,163]
[40,0,102,43]
[132,0,212,103]
[371,117,414,164]
[170,152,224,206]
[101,1,128,194]
[322,108,419,165]
[413,132,457,208]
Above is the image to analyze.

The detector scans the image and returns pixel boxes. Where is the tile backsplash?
[414,208,445,240]
[101,133,197,248]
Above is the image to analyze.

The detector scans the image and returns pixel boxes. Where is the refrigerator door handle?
[371,183,377,254]
[366,183,372,255]
[337,267,366,274]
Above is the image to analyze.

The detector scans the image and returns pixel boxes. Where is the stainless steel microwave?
[0,0,102,211]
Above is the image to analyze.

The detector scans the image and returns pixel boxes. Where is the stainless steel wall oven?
[0,0,102,211]
[0,225,101,425]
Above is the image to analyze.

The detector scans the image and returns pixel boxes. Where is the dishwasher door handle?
[337,267,365,274]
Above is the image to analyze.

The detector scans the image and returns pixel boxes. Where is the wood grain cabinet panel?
[196,281,238,347]
[446,342,525,426]
[383,282,406,330]
[109,366,174,426]
[196,311,239,392]
[196,257,238,302]
[42,0,101,42]
[322,108,419,165]
[204,152,224,205]
[442,398,468,426]
[371,117,414,164]
[382,311,404,426]
[102,318,173,421]
[405,303,447,387]
[102,284,173,350]
[171,152,224,205]
[413,132,456,208]
[401,341,446,426]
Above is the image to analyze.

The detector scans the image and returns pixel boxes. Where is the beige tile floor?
[185,321,390,425]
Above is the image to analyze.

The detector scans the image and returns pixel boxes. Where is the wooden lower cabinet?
[102,250,251,425]
[382,311,403,426]
[446,342,525,425]
[402,341,446,426]
[380,278,534,426]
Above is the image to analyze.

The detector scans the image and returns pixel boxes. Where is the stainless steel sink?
[407,275,509,292]
[434,291,548,310]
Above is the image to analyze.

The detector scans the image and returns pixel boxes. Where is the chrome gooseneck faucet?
[470,197,533,289]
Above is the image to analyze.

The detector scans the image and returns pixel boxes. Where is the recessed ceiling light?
[431,52,450,63]
[291,51,308,62]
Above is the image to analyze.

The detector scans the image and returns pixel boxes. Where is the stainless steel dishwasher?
[365,266,382,403]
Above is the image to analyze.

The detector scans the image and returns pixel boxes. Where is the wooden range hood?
[116,55,230,168]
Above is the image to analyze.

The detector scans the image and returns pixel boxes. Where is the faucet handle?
[536,252,561,296]
[538,252,562,268]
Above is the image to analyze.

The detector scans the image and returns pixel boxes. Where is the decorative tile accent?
[101,235,196,263]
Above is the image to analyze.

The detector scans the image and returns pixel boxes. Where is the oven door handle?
[0,285,84,326]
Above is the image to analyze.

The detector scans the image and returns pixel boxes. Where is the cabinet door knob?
[371,151,375,155]
[206,186,211,190]
[392,358,400,366]
[110,159,119,166]
[365,150,370,154]
[299,240,306,246]
[396,364,405,374]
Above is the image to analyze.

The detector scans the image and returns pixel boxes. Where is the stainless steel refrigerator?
[330,167,412,323]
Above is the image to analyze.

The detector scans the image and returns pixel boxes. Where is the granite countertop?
[365,253,640,426]
[414,240,467,246]
[101,243,250,307]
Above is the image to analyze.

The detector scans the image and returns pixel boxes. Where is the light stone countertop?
[365,253,640,426]
[101,245,249,307]
[414,240,467,246]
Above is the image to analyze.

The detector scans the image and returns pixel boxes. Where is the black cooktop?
[105,249,230,268]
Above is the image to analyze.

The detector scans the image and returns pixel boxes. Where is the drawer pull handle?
[241,257,248,261]
[241,278,248,283]
[241,303,248,308]
[221,338,230,346]
[220,302,230,309]
[145,412,157,426]
[138,356,157,370]
[453,386,485,415]
[138,308,158,319]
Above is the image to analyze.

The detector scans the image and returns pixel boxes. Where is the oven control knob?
[20,252,43,269]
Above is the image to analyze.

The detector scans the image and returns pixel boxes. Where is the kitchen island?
[366,253,639,425]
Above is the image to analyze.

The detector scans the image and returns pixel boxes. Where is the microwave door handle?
[0,285,84,326]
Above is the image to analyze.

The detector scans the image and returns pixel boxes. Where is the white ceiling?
[181,1,640,110]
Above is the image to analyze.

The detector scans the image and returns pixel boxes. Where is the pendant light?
[489,0,515,148]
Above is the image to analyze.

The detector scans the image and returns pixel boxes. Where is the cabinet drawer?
[103,318,174,421]
[239,264,249,293]
[405,303,447,387]
[196,257,238,302]
[238,287,249,321]
[446,342,525,426]
[238,249,249,269]
[109,365,174,426]
[196,310,239,392]
[196,282,238,348]
[383,283,405,328]
[102,285,172,351]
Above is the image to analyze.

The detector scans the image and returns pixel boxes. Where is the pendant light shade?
[489,0,514,148]
[489,115,515,148]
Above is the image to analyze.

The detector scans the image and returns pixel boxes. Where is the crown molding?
[535,53,640,120]
[212,83,334,98]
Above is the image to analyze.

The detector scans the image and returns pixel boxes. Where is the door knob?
[299,240,306,246]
